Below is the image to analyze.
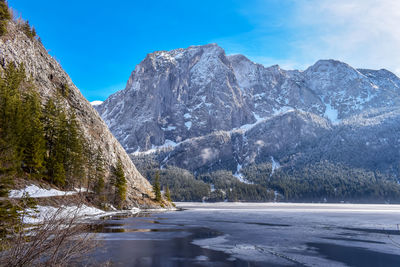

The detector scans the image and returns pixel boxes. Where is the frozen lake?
[88,203,400,266]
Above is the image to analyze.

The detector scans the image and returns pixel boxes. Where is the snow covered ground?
[22,204,142,224]
[23,205,109,224]
[9,184,142,224]
[9,184,81,198]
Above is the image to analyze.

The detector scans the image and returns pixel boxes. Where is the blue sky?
[9,0,400,101]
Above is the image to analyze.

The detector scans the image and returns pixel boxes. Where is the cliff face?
[0,20,158,208]
[95,43,400,180]
[96,44,400,155]
[96,44,254,152]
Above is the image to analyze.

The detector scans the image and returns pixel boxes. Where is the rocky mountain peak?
[96,44,400,156]
[358,68,400,91]
[304,59,368,94]
[96,43,254,152]
[91,43,400,201]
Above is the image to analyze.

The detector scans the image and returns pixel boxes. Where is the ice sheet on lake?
[178,203,400,266]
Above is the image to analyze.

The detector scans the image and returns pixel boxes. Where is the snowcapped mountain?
[95,43,400,202]
[96,44,254,153]
[96,43,400,155]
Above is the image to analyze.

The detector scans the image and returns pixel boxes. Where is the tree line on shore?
[133,154,400,203]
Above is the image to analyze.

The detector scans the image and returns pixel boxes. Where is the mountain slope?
[0,20,158,208]
[96,44,254,152]
[97,44,400,153]
[96,43,400,202]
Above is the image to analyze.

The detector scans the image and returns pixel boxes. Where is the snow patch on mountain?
[273,106,295,116]
[270,156,281,176]
[237,112,265,132]
[162,125,177,131]
[324,103,340,124]
[90,100,103,106]
[233,163,252,184]
[185,121,192,130]
[132,139,181,156]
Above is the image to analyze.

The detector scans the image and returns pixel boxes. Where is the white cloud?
[217,0,400,75]
[293,0,400,75]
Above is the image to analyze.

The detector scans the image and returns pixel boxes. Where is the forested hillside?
[0,0,166,228]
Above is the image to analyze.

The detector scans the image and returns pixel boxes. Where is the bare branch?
[1,199,100,267]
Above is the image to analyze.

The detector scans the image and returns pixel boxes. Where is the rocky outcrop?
[96,44,400,155]
[96,44,254,152]
[148,110,332,173]
[95,43,400,179]
[0,20,158,208]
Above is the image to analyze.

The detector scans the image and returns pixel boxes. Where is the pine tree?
[94,147,105,196]
[0,199,20,243]
[42,99,57,152]
[0,0,10,36]
[60,83,69,98]
[31,26,36,38]
[95,175,105,195]
[84,143,95,191]
[165,186,172,202]
[0,63,25,176]
[114,159,127,209]
[64,110,84,186]
[42,98,67,186]
[20,85,46,175]
[42,95,87,187]
[153,171,162,202]
[0,63,39,245]
[22,20,36,39]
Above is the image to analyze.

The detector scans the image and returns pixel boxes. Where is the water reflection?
[88,223,187,234]
[87,214,277,267]
[84,208,400,267]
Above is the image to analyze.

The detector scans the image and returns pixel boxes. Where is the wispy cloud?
[217,0,400,75]
[293,0,400,74]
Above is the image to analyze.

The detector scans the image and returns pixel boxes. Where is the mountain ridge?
[96,43,400,153]
[95,43,400,202]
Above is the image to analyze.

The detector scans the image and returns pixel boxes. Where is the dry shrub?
[1,202,100,267]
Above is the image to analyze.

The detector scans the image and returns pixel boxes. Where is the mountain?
[0,19,161,208]
[96,44,254,152]
[96,43,400,202]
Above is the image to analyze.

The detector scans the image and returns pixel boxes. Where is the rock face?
[154,110,331,173]
[0,21,158,208]
[96,43,400,178]
[96,44,254,152]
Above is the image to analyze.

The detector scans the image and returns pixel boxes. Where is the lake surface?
[88,203,400,266]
